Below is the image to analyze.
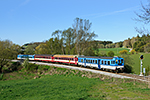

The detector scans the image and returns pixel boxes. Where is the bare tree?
[135,2,150,34]
[73,18,97,55]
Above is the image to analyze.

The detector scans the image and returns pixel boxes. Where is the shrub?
[22,58,29,68]
[107,51,114,57]
[0,73,4,80]
[26,63,38,72]
[124,64,133,73]
[119,50,128,54]
[130,49,136,54]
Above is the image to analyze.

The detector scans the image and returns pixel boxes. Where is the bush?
[124,64,133,73]
[0,73,4,80]
[107,51,114,57]
[22,58,38,71]
[120,54,134,73]
[130,49,136,54]
[119,50,128,54]
[26,63,38,72]
[22,58,29,68]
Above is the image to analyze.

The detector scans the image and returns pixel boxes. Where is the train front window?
[121,59,124,63]
[111,61,115,64]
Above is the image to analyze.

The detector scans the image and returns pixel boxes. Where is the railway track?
[12,60,149,82]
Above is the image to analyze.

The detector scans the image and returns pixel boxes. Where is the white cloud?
[82,6,140,19]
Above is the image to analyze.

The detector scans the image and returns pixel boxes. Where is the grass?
[98,48,130,56]
[1,63,150,99]
[130,53,150,75]
[0,74,150,100]
[1,55,150,99]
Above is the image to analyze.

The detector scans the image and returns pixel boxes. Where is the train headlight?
[116,60,118,63]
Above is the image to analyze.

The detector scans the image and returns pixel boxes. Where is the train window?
[81,59,83,62]
[121,59,124,63]
[93,60,94,63]
[118,60,120,63]
[108,61,110,65]
[95,60,97,64]
[102,60,103,64]
[105,61,107,65]
[91,60,92,63]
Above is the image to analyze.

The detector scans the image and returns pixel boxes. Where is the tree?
[0,40,19,73]
[135,2,150,35]
[144,43,150,53]
[52,30,65,54]
[35,43,49,54]
[62,28,75,54]
[98,44,104,48]
[130,37,138,48]
[24,44,36,55]
[83,47,95,56]
[73,17,97,55]
[123,38,131,48]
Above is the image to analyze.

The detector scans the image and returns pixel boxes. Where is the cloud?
[82,6,140,19]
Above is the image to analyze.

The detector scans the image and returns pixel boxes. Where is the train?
[17,54,124,72]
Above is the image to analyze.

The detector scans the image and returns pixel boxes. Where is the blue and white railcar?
[78,56,100,68]
[78,56,124,72]
[100,56,124,71]
[17,54,35,60]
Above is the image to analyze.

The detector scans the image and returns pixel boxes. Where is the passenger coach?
[34,54,53,62]
[78,56,124,72]
[17,54,34,60]
[53,55,78,65]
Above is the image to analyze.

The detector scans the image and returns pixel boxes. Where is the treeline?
[123,34,150,53]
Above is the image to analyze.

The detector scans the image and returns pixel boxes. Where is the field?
[0,72,150,100]
[130,53,150,74]
[99,48,130,56]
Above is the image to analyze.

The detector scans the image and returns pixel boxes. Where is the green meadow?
[130,53,150,75]
[0,73,150,100]
[99,48,130,56]
[0,61,150,100]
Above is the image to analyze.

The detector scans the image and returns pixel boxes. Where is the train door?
[84,58,86,67]
[98,59,101,69]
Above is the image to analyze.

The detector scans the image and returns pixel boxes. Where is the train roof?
[35,54,53,57]
[53,55,78,58]
[78,56,114,59]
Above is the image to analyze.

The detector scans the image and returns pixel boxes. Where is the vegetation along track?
[12,60,149,82]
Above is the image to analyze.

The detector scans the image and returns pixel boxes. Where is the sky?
[0,0,149,46]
